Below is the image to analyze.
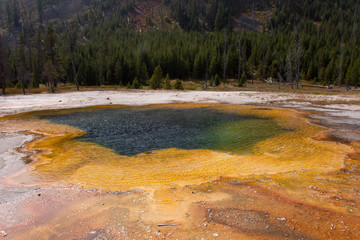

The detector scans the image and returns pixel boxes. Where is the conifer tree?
[44,25,58,91]
[132,77,141,89]
[18,33,28,94]
[164,73,171,89]
[33,26,43,88]
[150,65,163,89]
[43,60,57,92]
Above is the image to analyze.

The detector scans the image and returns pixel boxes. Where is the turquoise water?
[41,107,285,156]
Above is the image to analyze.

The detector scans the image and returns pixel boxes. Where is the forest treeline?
[1,0,360,94]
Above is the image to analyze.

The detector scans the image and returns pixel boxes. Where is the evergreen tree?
[214,74,220,86]
[209,55,220,78]
[150,65,163,89]
[114,59,123,85]
[44,25,57,65]
[164,73,172,89]
[238,71,247,87]
[44,25,58,89]
[324,60,336,86]
[18,33,28,94]
[132,77,141,89]
[136,58,149,84]
[33,26,43,88]
[98,35,109,86]
[43,60,57,92]
[205,0,218,30]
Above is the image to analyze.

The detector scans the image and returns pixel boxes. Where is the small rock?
[0,230,7,237]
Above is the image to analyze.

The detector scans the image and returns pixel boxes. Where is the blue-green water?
[41,107,285,156]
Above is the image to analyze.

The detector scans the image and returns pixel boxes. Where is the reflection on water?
[41,108,285,156]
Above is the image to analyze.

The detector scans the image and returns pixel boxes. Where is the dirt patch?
[208,208,313,239]
[189,179,360,239]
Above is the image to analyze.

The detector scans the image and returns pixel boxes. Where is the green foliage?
[132,77,141,89]
[150,65,163,89]
[214,74,220,86]
[44,25,57,64]
[164,73,172,89]
[238,72,247,87]
[43,60,58,92]
[3,0,360,93]
[126,81,131,89]
[174,79,184,90]
[209,55,221,78]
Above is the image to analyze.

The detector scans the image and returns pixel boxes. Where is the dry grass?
[3,79,359,97]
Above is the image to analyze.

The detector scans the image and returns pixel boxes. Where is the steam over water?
[41,107,286,156]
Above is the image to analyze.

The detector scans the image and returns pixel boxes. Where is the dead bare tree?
[294,40,302,89]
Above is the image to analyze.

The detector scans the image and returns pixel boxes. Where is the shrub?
[214,74,220,86]
[150,65,163,89]
[174,79,184,90]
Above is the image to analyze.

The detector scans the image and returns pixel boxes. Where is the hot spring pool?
[2,104,351,191]
[40,107,286,156]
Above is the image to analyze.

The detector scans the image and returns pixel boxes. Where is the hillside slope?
[0,0,271,43]
[1,0,360,95]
